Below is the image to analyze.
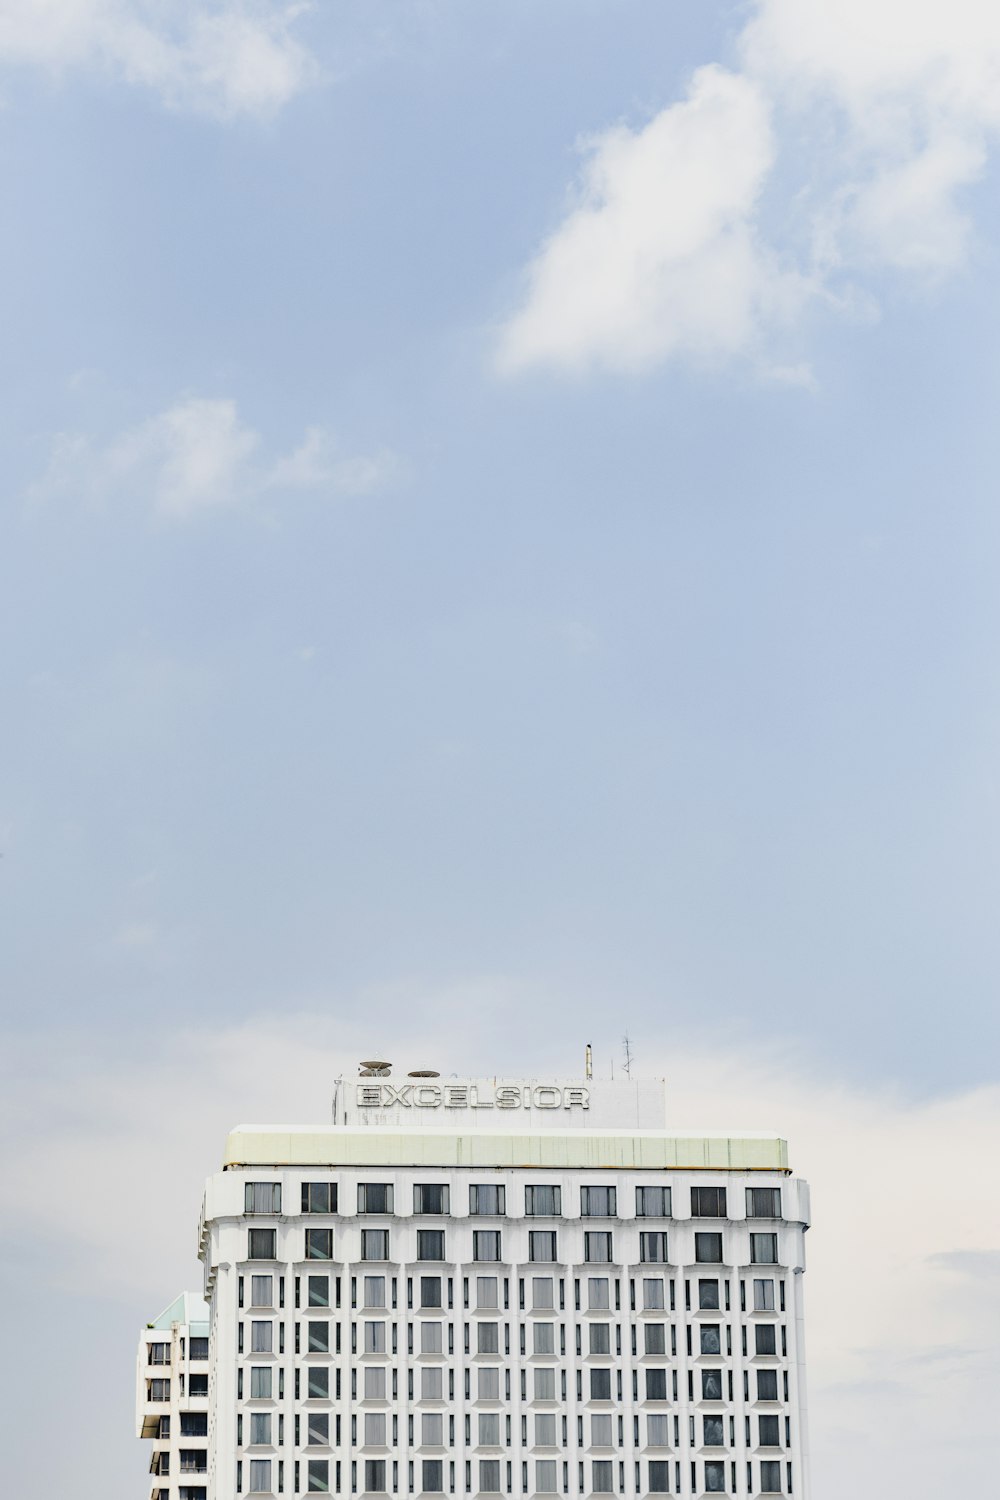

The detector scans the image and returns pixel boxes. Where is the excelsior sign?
[357,1082,590,1111]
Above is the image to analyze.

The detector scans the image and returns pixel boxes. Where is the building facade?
[136,1291,212,1499]
[140,1074,811,1500]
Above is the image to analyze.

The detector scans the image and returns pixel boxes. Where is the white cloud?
[3,999,996,1498]
[499,0,1000,375]
[0,0,317,120]
[30,395,395,518]
[497,67,800,376]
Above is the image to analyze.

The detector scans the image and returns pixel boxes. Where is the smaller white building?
[136,1290,212,1500]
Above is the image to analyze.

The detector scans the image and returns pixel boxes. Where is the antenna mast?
[622,1033,633,1079]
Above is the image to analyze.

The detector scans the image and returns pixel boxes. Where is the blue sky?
[1,3,999,1497]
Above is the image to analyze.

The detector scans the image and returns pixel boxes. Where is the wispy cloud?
[0,0,317,120]
[30,395,396,518]
[498,0,1000,376]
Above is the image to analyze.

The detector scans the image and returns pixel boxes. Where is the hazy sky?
[1,4,999,1498]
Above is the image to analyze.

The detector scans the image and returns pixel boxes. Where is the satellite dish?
[359,1059,391,1077]
[408,1069,440,1078]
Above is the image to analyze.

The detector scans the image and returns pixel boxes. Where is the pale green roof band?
[222,1128,789,1173]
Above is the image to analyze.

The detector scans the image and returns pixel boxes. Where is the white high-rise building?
[136,1291,212,1499]
[141,1071,811,1500]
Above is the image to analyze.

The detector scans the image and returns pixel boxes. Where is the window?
[250,1321,272,1353]
[477,1276,499,1309]
[648,1461,669,1494]
[753,1279,775,1311]
[532,1277,554,1309]
[251,1275,273,1308]
[529,1231,558,1263]
[758,1416,780,1447]
[474,1231,502,1262]
[750,1234,778,1266]
[180,1414,208,1437]
[420,1321,443,1354]
[470,1185,506,1216]
[698,1279,720,1310]
[414,1184,450,1215]
[703,1417,724,1447]
[362,1230,389,1261]
[149,1379,170,1401]
[308,1322,330,1353]
[636,1186,671,1218]
[248,1228,276,1260]
[478,1412,501,1446]
[420,1276,442,1308]
[590,1410,614,1446]
[643,1324,666,1356]
[479,1367,500,1400]
[524,1185,561,1217]
[590,1369,612,1400]
[690,1187,726,1218]
[358,1184,394,1214]
[148,1341,170,1365]
[189,1373,208,1396]
[592,1461,614,1494]
[190,1336,209,1360]
[364,1367,387,1400]
[534,1322,556,1355]
[642,1279,664,1311]
[308,1459,331,1493]
[755,1325,777,1356]
[535,1461,558,1493]
[364,1321,386,1354]
[245,1182,281,1214]
[249,1367,272,1399]
[536,1414,558,1446]
[365,1412,387,1445]
[756,1370,778,1401]
[694,1233,723,1264]
[645,1369,667,1401]
[580,1186,616,1217]
[647,1415,669,1448]
[364,1460,387,1492]
[250,1412,272,1446]
[703,1462,725,1493]
[699,1325,721,1355]
[419,1412,443,1445]
[640,1233,668,1264]
[746,1187,781,1219]
[422,1460,444,1493]
[305,1228,333,1260]
[479,1460,501,1493]
[477,1322,500,1354]
[588,1323,610,1355]
[422,1367,443,1399]
[584,1232,613,1264]
[417,1230,446,1261]
[365,1276,387,1308]
[760,1460,782,1493]
[308,1276,330,1308]
[308,1367,330,1399]
[302,1183,337,1214]
[308,1414,329,1446]
[588,1278,610,1310]
[249,1459,271,1493]
[701,1370,723,1401]
[534,1368,556,1400]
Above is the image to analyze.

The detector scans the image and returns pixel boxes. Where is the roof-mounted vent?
[359,1059,391,1077]
[408,1069,440,1078]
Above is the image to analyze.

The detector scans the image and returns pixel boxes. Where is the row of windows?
[237,1317,787,1362]
[236,1409,791,1450]
[146,1337,209,1365]
[248,1184,783,1222]
[237,1456,792,1494]
[235,1358,790,1406]
[244,1274,783,1318]
[248,1229,781,1267]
